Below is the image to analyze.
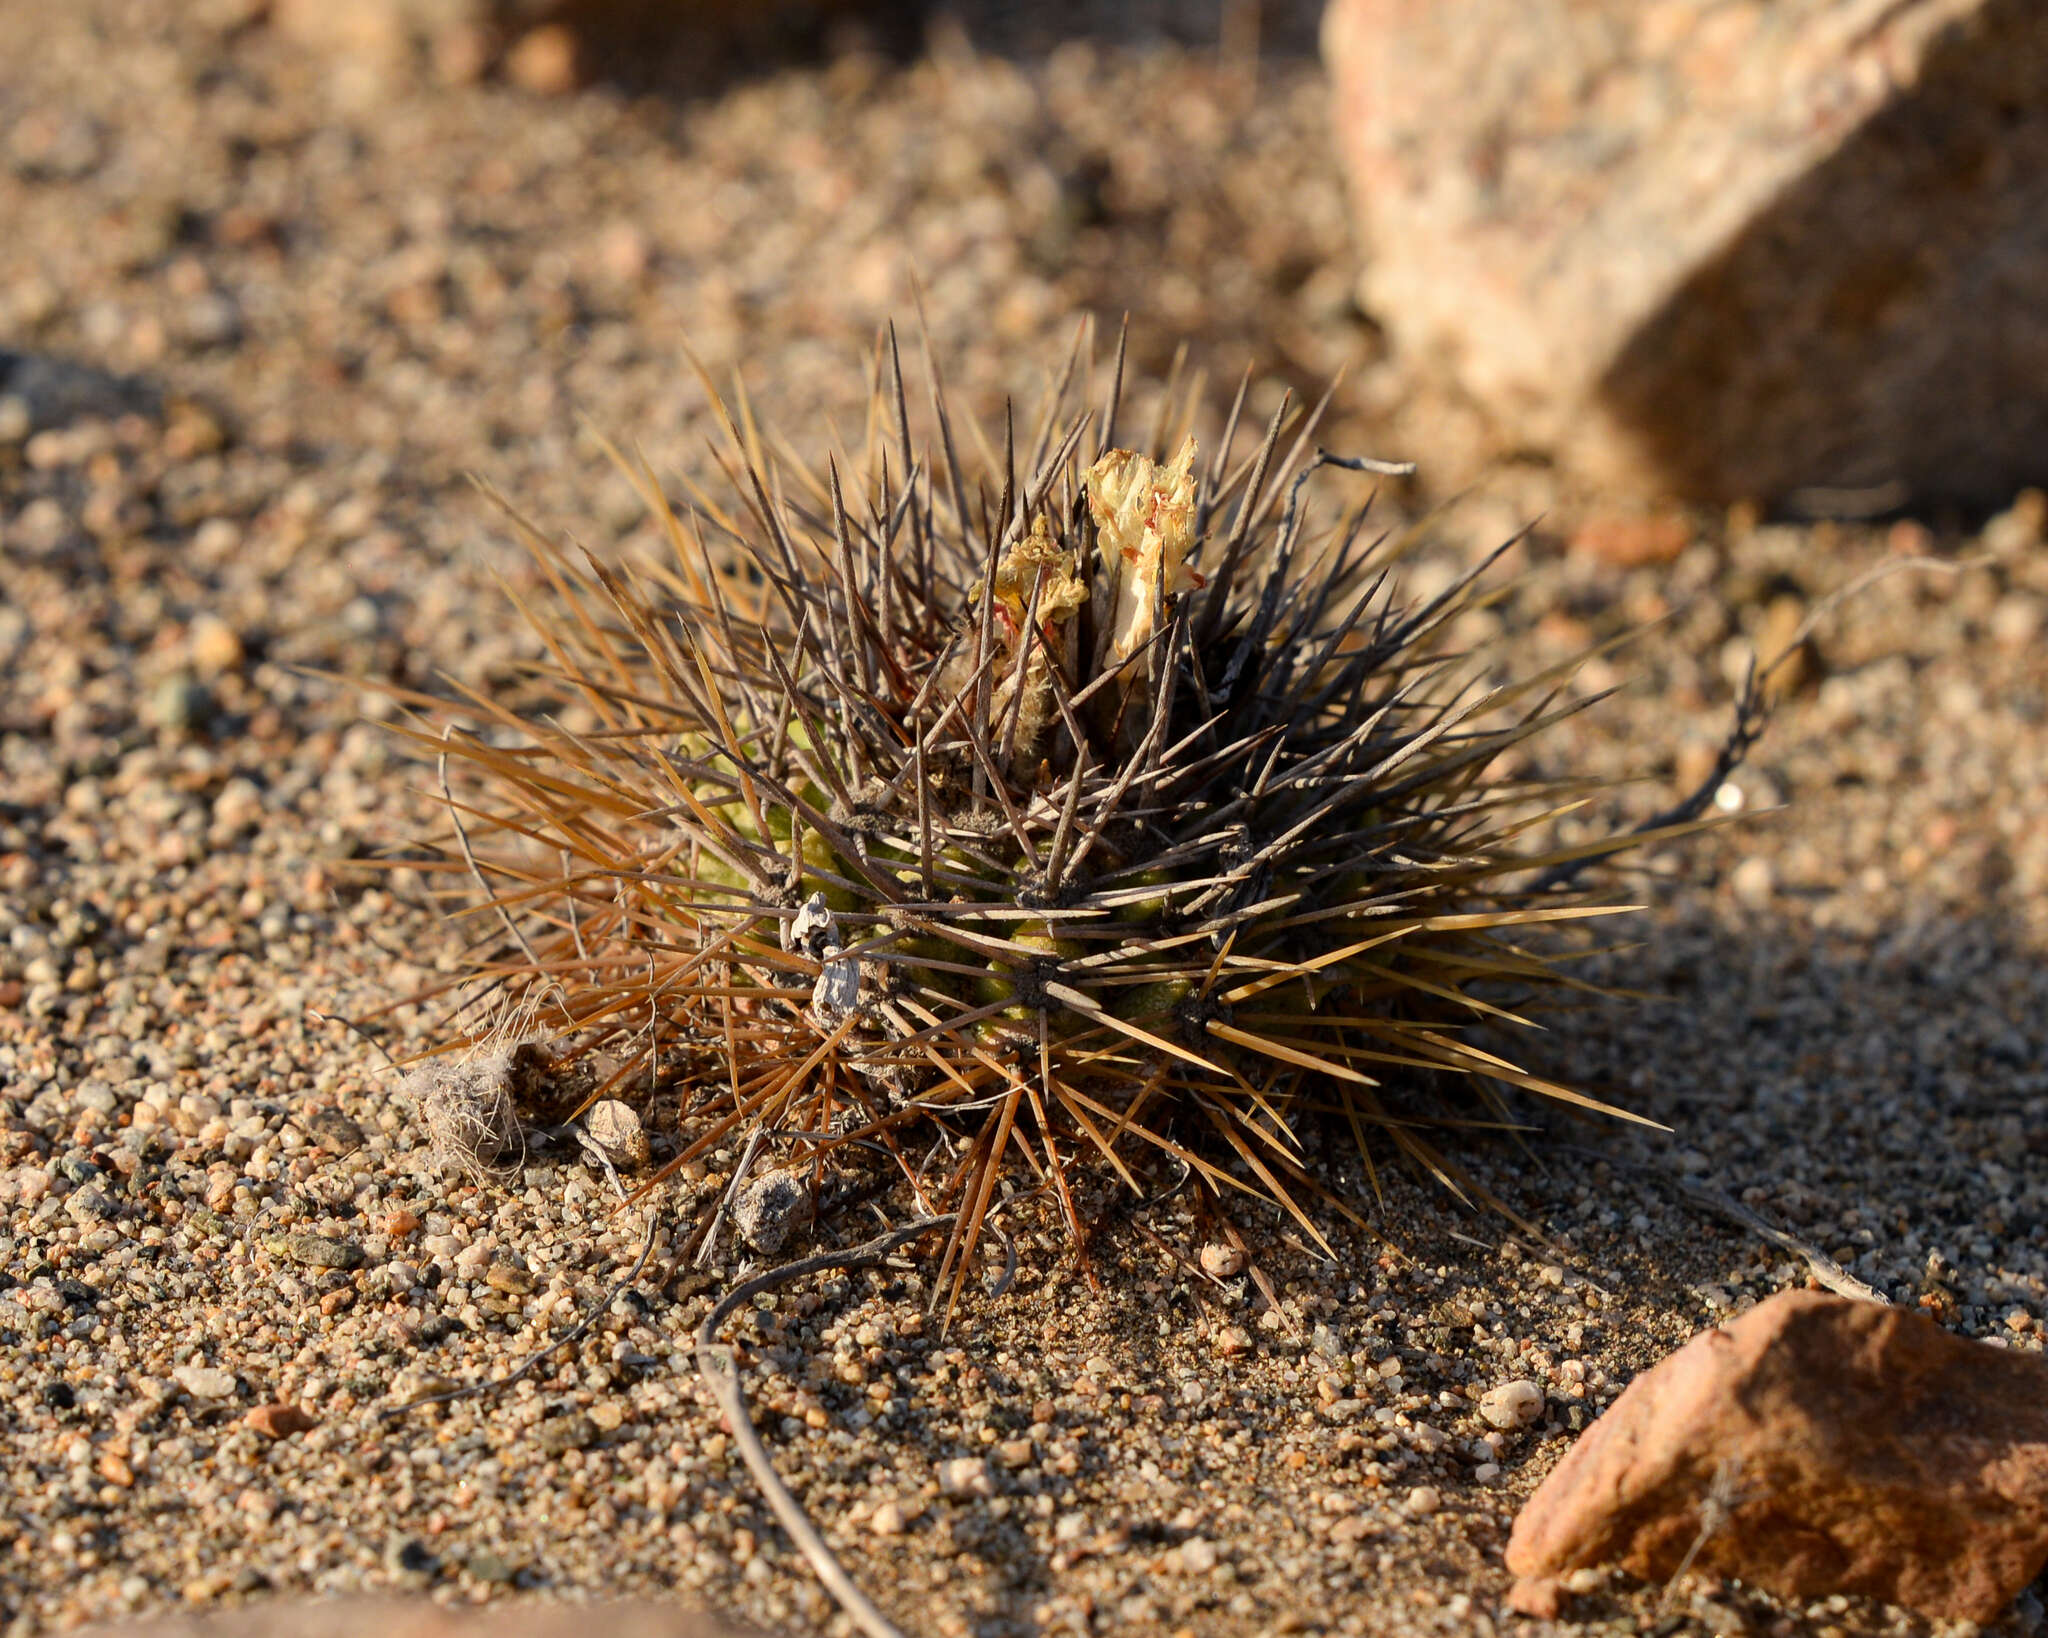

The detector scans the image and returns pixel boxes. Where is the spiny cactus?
[384,320,1689,1317]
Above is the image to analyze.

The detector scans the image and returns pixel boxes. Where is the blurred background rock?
[1325,0,2048,511]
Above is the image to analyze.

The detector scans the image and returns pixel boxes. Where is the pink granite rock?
[1506,1289,2048,1621]
[1323,0,2048,507]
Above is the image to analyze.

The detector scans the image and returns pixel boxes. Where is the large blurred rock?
[82,1599,762,1638]
[1505,1290,2048,1621]
[1323,0,2048,507]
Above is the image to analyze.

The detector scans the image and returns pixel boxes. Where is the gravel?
[3,3,2047,1637]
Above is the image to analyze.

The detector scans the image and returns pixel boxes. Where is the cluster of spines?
[386,317,1674,1317]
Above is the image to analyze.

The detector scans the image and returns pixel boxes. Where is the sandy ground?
[3,4,2047,1636]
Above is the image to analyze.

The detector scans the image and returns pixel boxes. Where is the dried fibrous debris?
[409,1039,540,1180]
[390,323,1694,1313]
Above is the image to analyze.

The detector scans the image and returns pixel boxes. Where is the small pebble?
[484,1254,535,1294]
[465,1551,517,1585]
[1478,1379,1545,1430]
[1730,855,1776,908]
[173,1366,237,1401]
[730,1168,809,1257]
[537,1414,599,1456]
[584,1099,649,1169]
[269,1231,365,1270]
[937,1456,994,1499]
[244,1403,317,1439]
[304,1107,365,1155]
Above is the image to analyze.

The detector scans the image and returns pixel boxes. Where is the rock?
[503,23,583,93]
[268,1232,365,1271]
[1404,1485,1442,1517]
[482,1253,535,1294]
[1506,1575,1566,1619]
[1477,1378,1545,1430]
[173,1366,237,1401]
[583,1098,649,1169]
[1752,593,1818,700]
[1323,0,2048,507]
[304,1106,366,1155]
[383,1536,439,1588]
[937,1456,995,1499]
[1198,1241,1246,1278]
[462,1551,517,1585]
[78,1600,761,1636]
[536,1413,599,1456]
[150,674,214,735]
[65,1186,118,1222]
[868,1500,907,1537]
[1173,1535,1220,1575]
[243,1403,317,1439]
[729,1167,809,1257]
[1729,855,1777,909]
[188,616,245,677]
[1570,511,1692,570]
[1505,1289,2048,1621]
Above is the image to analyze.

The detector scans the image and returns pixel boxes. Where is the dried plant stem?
[1673,1179,1888,1305]
[695,1215,957,1638]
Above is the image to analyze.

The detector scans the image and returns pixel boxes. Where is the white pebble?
[937,1456,994,1499]
[1478,1379,1545,1430]
[174,1366,237,1400]
[1199,1242,1245,1278]
[1730,855,1775,908]
[1404,1485,1442,1516]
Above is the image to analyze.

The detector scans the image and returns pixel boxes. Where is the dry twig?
[694,1215,957,1638]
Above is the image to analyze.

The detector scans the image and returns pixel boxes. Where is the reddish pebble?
[504,24,580,95]
[244,1402,317,1439]
[1568,511,1691,569]
[1506,1576,1565,1619]
[383,1208,421,1236]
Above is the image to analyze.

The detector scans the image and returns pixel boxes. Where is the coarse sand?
[2,5,2046,1635]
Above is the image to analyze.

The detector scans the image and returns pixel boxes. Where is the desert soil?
[2,4,2046,1637]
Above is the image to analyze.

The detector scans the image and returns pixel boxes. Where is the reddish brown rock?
[1506,1289,2048,1621]
[242,1402,318,1440]
[1323,0,2048,507]
[1568,511,1692,570]
[1504,1575,1566,1619]
[81,1598,760,1638]
[502,21,584,94]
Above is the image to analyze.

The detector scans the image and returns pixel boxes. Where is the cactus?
[391,323,1686,1317]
